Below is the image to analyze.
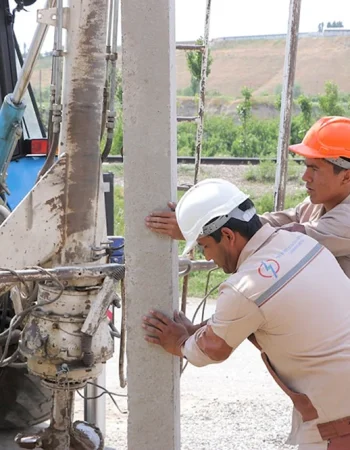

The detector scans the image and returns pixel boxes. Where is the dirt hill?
[176,35,350,97]
[31,35,350,102]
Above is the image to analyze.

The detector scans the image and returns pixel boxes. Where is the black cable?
[77,381,127,415]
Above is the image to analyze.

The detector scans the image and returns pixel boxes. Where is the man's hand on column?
[142,310,189,357]
[145,201,184,240]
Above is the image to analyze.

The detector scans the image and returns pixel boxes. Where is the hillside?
[30,35,350,102]
[176,35,350,98]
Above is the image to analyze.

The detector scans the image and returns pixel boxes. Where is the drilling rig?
[0,0,122,448]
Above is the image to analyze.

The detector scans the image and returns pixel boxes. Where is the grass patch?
[250,189,306,214]
[244,159,303,183]
[104,163,124,177]
[114,185,125,235]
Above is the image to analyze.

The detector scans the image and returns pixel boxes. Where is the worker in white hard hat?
[142,178,350,450]
[145,117,350,278]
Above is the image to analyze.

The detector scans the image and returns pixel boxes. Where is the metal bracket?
[37,7,70,29]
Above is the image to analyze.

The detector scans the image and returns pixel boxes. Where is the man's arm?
[259,206,300,227]
[301,207,350,257]
[142,282,265,367]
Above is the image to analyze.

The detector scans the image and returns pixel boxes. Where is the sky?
[9,0,350,53]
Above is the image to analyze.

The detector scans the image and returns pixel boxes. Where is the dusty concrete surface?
[121,0,179,447]
[1,299,296,450]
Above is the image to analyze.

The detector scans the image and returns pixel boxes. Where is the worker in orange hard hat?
[145,116,350,277]
[260,116,350,276]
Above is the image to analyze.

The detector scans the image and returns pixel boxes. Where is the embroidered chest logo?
[258,259,280,279]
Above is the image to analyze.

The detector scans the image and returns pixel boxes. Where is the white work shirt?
[260,194,350,277]
[205,224,350,445]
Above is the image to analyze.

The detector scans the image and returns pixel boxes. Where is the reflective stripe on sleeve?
[255,243,324,307]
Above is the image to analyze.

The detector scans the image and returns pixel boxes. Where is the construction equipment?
[0,0,120,448]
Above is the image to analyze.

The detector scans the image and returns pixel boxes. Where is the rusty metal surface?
[20,284,113,379]
[274,0,302,211]
[59,0,108,265]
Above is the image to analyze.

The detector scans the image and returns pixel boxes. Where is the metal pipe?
[0,259,215,284]
[193,0,212,184]
[101,0,119,160]
[111,0,119,55]
[12,0,56,105]
[273,0,302,211]
[84,368,106,437]
[0,263,125,283]
[106,0,114,52]
[100,0,114,140]
[54,0,64,106]
[38,0,64,179]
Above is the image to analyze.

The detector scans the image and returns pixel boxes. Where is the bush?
[252,190,306,214]
[245,161,276,182]
[244,159,303,183]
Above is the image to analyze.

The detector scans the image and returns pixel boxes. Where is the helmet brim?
[289,143,325,159]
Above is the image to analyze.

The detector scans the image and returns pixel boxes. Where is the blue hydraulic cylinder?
[0,94,26,181]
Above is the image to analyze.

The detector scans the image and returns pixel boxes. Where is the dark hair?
[327,157,350,174]
[207,198,262,242]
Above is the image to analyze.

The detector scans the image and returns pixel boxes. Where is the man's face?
[301,158,350,210]
[197,232,237,274]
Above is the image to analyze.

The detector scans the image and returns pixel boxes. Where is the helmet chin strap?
[201,206,256,237]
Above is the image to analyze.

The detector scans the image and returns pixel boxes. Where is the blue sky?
[10,0,350,53]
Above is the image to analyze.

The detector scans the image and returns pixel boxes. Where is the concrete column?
[121,0,180,449]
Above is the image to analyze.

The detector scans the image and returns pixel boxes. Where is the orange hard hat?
[289,117,350,162]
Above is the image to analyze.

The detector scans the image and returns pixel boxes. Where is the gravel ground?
[75,298,296,450]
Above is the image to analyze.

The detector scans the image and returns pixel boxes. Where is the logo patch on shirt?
[258,259,280,279]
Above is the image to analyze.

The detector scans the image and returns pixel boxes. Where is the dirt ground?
[73,299,295,450]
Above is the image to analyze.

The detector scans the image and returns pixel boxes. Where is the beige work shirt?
[207,225,350,445]
[260,194,350,277]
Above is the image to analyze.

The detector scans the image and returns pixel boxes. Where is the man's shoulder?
[229,230,322,300]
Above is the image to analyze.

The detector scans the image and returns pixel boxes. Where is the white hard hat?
[176,179,255,255]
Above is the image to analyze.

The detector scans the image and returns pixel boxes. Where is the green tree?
[298,95,313,127]
[318,81,345,116]
[237,87,253,154]
[289,95,313,144]
[275,93,282,111]
[186,37,213,95]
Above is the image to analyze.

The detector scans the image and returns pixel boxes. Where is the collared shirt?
[260,193,350,277]
[204,225,350,445]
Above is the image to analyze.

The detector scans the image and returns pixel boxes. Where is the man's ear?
[342,170,350,185]
[221,228,236,245]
